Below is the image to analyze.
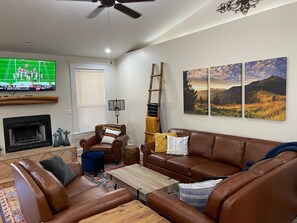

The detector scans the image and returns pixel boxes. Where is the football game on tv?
[0,58,56,91]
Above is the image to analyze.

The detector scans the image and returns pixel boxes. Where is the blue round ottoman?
[81,151,105,174]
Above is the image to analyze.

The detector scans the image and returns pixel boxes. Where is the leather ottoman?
[124,145,140,165]
[81,151,105,173]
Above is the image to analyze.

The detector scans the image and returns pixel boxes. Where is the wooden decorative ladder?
[145,62,164,143]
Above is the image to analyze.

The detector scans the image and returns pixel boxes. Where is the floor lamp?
[108,99,125,124]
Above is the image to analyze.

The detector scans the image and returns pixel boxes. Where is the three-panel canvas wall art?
[183,57,287,121]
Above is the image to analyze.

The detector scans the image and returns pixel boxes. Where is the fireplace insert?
[3,114,52,153]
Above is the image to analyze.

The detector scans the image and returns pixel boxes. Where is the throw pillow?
[101,128,121,144]
[40,156,76,186]
[166,135,189,155]
[179,179,223,212]
[154,132,177,153]
[102,125,121,132]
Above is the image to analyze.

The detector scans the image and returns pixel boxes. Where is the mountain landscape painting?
[210,63,242,117]
[245,57,287,121]
[183,68,208,115]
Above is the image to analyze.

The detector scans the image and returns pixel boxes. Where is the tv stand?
[0,95,58,105]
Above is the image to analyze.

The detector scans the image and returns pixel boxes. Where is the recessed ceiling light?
[105,48,111,54]
[23,41,32,46]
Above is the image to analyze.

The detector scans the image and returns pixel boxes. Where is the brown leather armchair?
[11,158,133,223]
[79,124,129,164]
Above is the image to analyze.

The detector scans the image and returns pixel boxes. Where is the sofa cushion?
[211,134,245,168]
[90,143,113,154]
[69,186,107,206]
[40,156,76,186]
[31,168,70,212]
[188,131,215,159]
[179,179,223,212]
[154,132,177,153]
[191,161,241,181]
[166,156,209,176]
[243,139,280,168]
[166,136,189,156]
[168,128,191,137]
[66,176,98,198]
[19,159,70,213]
[147,152,176,168]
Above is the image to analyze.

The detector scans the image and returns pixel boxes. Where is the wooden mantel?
[0,95,58,105]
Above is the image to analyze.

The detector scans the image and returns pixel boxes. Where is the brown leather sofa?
[147,150,297,223]
[11,158,133,223]
[80,124,129,163]
[141,128,280,182]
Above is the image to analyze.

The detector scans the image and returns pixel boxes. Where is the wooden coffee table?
[107,164,179,202]
[79,200,170,223]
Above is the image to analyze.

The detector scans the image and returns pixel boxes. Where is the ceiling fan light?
[105,48,111,53]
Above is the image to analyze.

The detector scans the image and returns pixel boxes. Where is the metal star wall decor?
[217,0,261,15]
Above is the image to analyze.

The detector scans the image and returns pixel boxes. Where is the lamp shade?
[108,99,125,111]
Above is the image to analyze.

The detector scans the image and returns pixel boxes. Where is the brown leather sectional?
[141,128,280,182]
[148,151,297,223]
[11,158,133,223]
[141,128,297,223]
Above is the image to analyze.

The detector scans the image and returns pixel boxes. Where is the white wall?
[116,3,297,146]
[0,51,118,150]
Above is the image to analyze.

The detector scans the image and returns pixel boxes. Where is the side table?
[124,145,140,165]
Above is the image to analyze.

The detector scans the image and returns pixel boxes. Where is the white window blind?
[70,63,108,134]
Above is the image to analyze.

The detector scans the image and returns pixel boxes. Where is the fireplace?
[3,115,52,153]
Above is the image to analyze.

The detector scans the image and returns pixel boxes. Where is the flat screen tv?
[0,58,56,91]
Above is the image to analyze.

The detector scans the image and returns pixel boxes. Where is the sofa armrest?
[46,188,133,223]
[148,191,216,223]
[141,142,155,166]
[114,134,129,144]
[67,162,83,177]
[79,135,99,152]
[141,142,155,155]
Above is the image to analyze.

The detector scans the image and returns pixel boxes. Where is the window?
[70,63,108,134]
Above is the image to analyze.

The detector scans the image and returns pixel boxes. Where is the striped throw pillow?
[179,179,223,212]
[101,128,121,144]
[166,135,189,155]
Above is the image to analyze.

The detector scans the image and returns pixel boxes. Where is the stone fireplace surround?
[3,114,52,153]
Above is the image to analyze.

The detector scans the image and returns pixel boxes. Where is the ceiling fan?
[67,0,155,19]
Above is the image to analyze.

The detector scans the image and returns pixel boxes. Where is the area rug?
[0,163,123,223]
[84,163,124,191]
[0,187,26,223]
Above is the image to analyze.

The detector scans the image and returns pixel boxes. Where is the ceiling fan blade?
[86,5,105,19]
[114,3,141,18]
[117,0,154,3]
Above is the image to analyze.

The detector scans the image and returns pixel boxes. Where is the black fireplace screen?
[3,115,52,153]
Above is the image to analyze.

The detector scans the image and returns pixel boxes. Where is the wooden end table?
[107,164,179,202]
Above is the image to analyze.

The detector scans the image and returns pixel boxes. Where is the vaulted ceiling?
[0,0,296,59]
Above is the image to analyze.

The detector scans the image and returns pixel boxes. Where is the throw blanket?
[145,116,159,143]
[244,141,297,170]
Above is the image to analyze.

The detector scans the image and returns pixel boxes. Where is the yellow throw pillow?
[154,132,177,153]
